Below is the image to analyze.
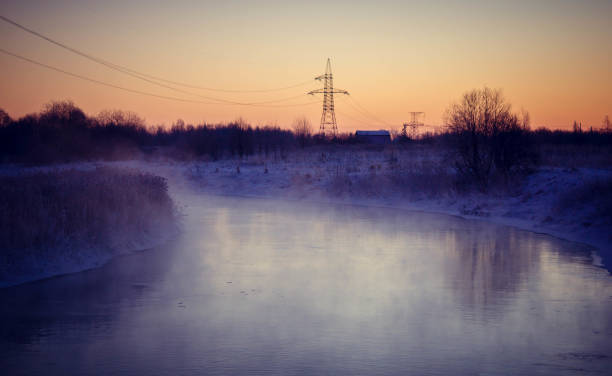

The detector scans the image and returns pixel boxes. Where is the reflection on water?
[1,196,611,375]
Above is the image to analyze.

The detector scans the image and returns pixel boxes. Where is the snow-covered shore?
[0,228,177,288]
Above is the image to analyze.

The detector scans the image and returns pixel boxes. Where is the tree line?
[1,95,610,189]
[0,101,379,164]
[0,101,299,163]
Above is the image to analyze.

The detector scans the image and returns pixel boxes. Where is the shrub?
[0,168,175,264]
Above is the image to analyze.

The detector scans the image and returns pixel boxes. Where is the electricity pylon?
[308,58,348,136]
[402,112,424,139]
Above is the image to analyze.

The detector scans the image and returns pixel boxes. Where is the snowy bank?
[0,168,178,287]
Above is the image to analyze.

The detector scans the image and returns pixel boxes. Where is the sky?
[0,0,611,131]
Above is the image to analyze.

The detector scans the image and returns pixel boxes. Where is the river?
[1,195,611,375]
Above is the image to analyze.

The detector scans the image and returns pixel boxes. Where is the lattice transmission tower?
[402,112,425,139]
[308,58,349,136]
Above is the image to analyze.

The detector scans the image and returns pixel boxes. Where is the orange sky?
[0,0,611,132]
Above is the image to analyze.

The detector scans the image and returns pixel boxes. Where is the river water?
[1,195,611,375]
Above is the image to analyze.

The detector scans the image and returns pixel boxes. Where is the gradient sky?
[1,0,611,131]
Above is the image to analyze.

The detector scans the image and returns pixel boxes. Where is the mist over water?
[1,195,611,375]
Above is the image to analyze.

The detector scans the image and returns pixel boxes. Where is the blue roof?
[355,130,390,136]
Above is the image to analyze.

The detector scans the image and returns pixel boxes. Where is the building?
[355,130,391,144]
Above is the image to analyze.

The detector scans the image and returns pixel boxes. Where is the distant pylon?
[402,112,424,139]
[308,58,349,136]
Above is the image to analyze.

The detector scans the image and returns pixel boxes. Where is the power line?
[335,109,373,128]
[336,96,391,128]
[346,96,395,128]
[0,48,207,104]
[120,71,314,93]
[340,98,386,127]
[0,14,315,101]
[247,93,314,105]
[0,47,320,108]
[0,15,230,103]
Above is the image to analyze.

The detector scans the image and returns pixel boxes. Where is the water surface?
[1,195,611,375]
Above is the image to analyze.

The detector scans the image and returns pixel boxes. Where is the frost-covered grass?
[185,145,461,202]
[0,167,177,286]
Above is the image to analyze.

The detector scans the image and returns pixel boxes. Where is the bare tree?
[97,109,145,128]
[602,115,611,133]
[40,100,88,127]
[292,116,312,148]
[519,108,531,130]
[445,87,534,188]
[0,108,11,127]
[172,118,186,131]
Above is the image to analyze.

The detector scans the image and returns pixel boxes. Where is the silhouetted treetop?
[97,109,146,128]
[39,100,88,127]
[445,87,536,188]
[0,108,11,127]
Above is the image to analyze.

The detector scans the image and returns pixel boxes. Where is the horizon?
[1,97,609,134]
[1,1,611,131]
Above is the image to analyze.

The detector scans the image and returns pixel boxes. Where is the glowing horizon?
[0,0,610,131]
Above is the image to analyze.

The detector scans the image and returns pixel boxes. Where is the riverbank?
[0,168,178,287]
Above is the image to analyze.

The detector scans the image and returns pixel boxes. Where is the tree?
[292,116,313,148]
[40,100,88,128]
[97,109,145,128]
[445,87,534,188]
[602,115,611,133]
[0,108,11,127]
